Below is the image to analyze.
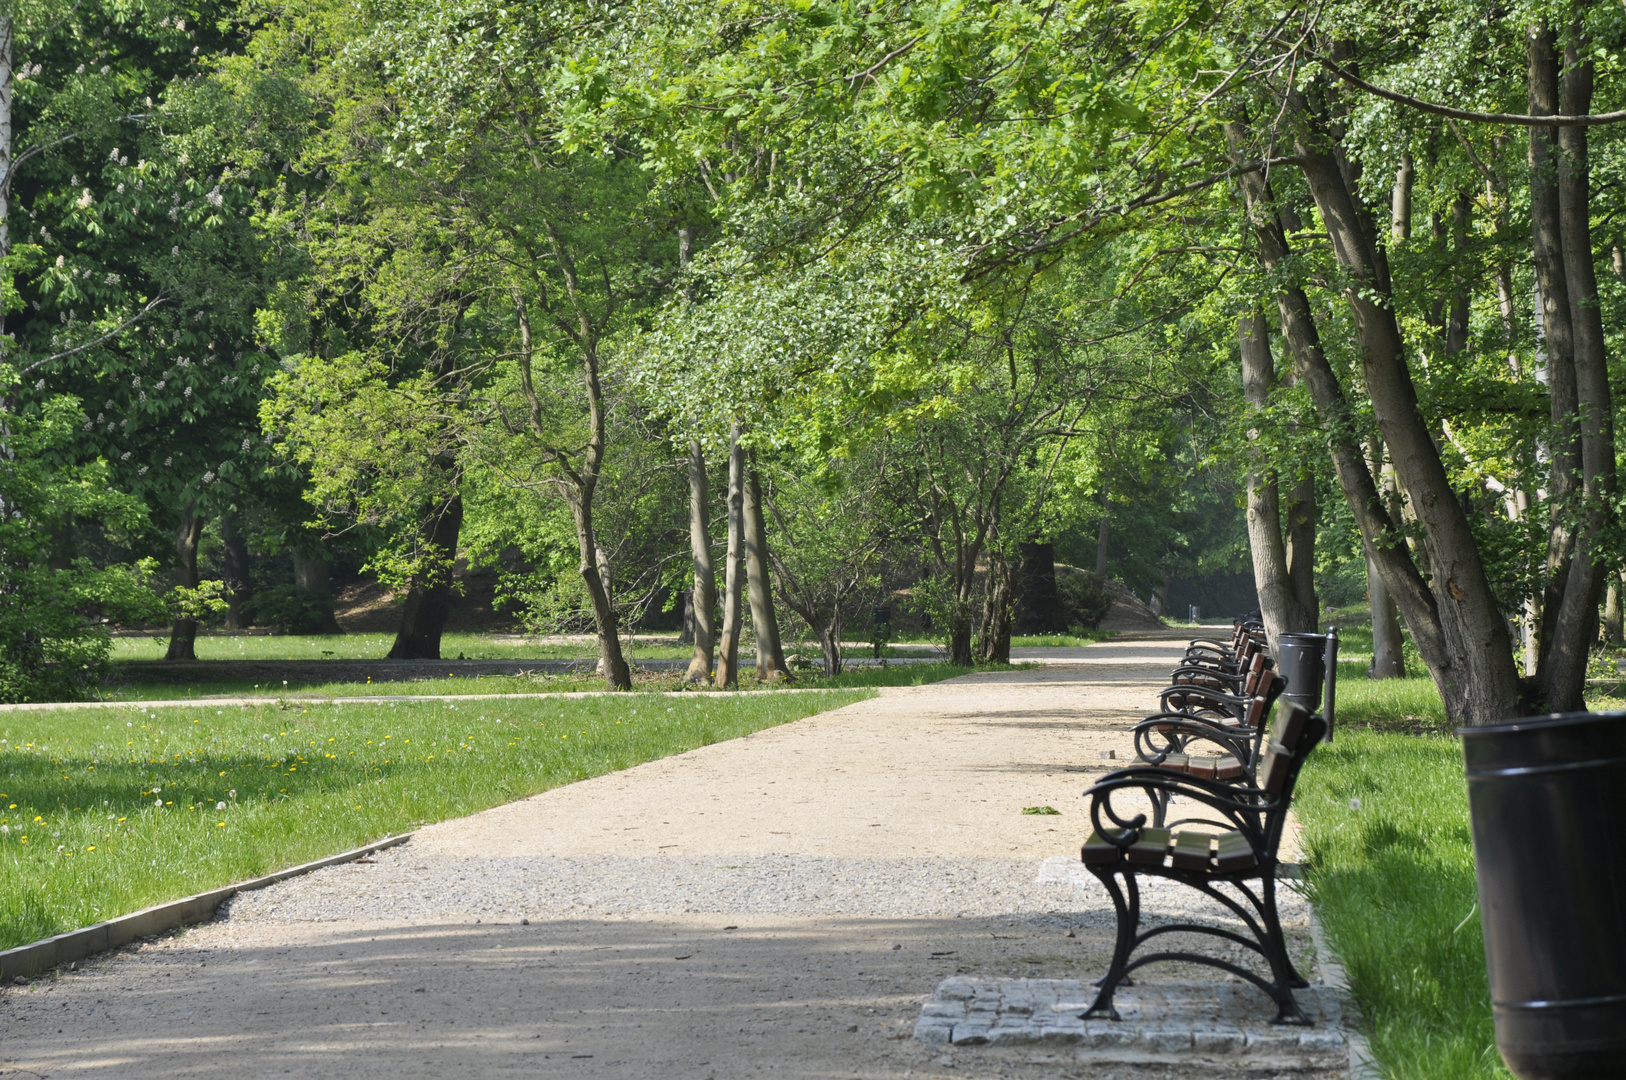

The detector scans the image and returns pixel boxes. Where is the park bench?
[1079,702,1325,1026]
[1158,652,1274,720]
[1135,673,1286,793]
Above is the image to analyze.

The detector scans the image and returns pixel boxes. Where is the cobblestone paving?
[914,977,1351,1067]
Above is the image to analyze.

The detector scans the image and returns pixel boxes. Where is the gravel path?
[0,635,1332,1080]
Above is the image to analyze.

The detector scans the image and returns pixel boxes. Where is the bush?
[247,585,341,634]
[1056,566,1111,631]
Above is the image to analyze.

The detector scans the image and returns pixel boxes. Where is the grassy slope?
[0,689,870,951]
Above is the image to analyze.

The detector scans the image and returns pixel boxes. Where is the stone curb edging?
[0,833,413,983]
[0,686,883,712]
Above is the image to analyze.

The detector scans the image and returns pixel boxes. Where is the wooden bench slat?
[1214,830,1258,871]
[1126,827,1171,866]
[1157,753,1188,772]
[1081,831,1122,866]
[1215,754,1244,780]
[1186,755,1218,778]
[1259,740,1293,793]
[1171,831,1216,871]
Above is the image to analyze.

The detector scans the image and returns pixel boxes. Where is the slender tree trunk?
[165,505,206,661]
[1529,26,1582,686]
[1094,514,1109,578]
[0,17,11,315]
[1605,574,1623,645]
[714,425,746,688]
[388,494,462,661]
[1541,34,1615,710]
[220,511,253,631]
[1285,97,1519,724]
[1239,310,1309,652]
[817,622,842,676]
[1390,152,1413,240]
[685,441,716,682]
[1367,451,1407,678]
[744,463,788,681]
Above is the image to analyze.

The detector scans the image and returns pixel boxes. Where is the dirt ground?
[0,638,1332,1080]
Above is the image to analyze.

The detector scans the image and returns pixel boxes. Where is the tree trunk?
[744,464,789,681]
[220,512,253,631]
[1285,98,1519,724]
[1367,451,1407,678]
[1094,514,1110,578]
[0,17,11,301]
[1285,470,1318,629]
[1528,27,1582,683]
[388,494,462,661]
[977,554,1013,663]
[947,619,974,666]
[1013,541,1063,634]
[290,544,342,634]
[1539,33,1615,711]
[714,425,746,688]
[165,504,206,661]
[1239,310,1308,652]
[1605,574,1623,645]
[683,443,715,678]
[817,622,842,676]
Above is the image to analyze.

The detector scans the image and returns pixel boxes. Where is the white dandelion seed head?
[216,802,226,811]
[155,797,163,807]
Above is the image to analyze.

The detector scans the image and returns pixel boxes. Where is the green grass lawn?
[1295,728,1507,1080]
[0,688,874,952]
[1299,660,1626,1079]
[110,632,695,662]
[95,660,999,703]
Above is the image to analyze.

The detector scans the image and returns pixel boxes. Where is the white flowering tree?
[3,1,305,660]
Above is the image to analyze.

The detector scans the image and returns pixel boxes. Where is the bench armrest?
[1132,714,1255,764]
[1084,767,1280,851]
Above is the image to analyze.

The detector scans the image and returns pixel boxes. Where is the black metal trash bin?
[1461,711,1626,1079]
[1277,633,1328,713]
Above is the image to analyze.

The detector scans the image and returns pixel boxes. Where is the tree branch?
[1319,57,1626,126]
[19,295,166,376]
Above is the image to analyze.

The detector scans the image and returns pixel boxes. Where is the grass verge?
[1295,728,1506,1080]
[0,689,870,951]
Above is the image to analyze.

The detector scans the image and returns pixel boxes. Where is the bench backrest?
[1253,703,1326,854]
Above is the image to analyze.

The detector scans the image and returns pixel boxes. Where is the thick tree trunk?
[388,494,462,661]
[1286,100,1519,724]
[1285,471,1318,629]
[817,622,842,676]
[684,441,716,681]
[1539,36,1615,711]
[220,512,253,631]
[1013,541,1064,634]
[714,426,746,688]
[744,464,789,681]
[977,555,1013,663]
[291,544,342,634]
[165,505,206,661]
[1238,311,1310,652]
[947,620,974,667]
